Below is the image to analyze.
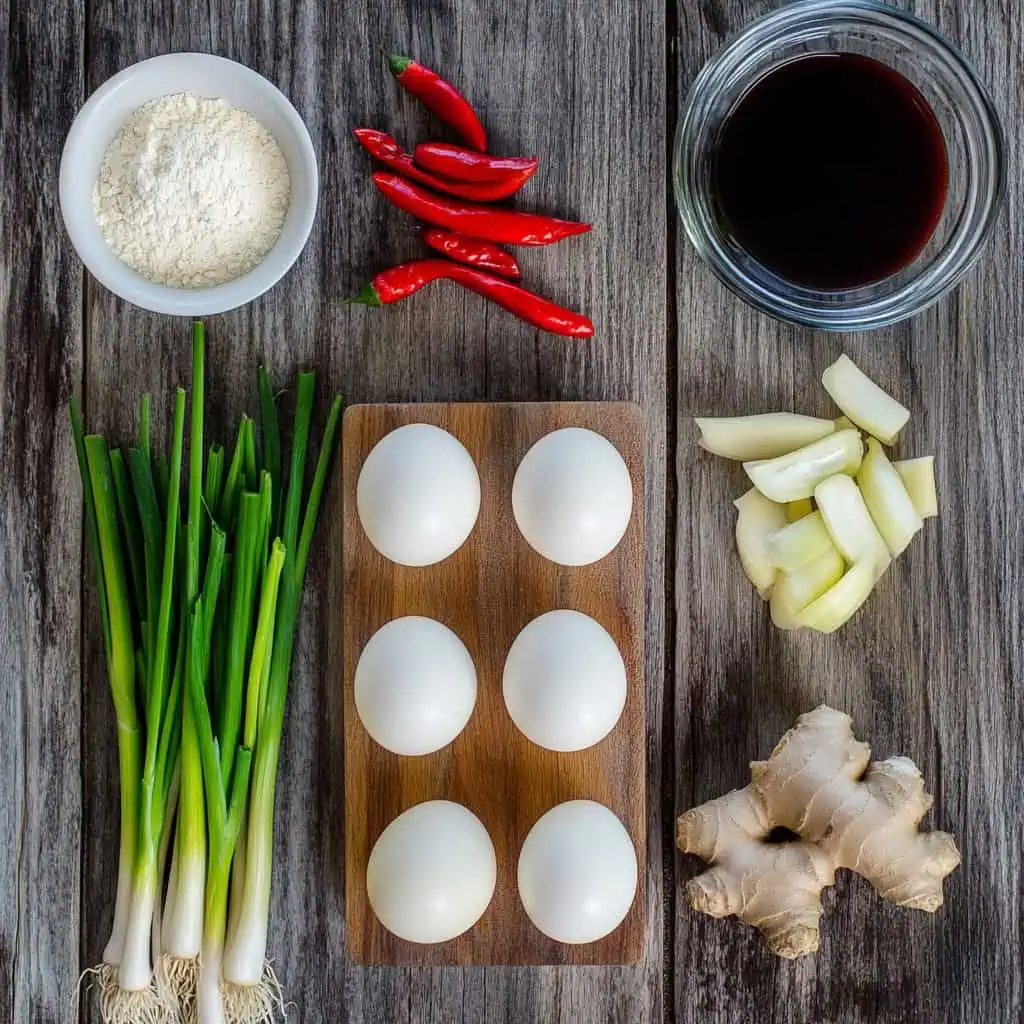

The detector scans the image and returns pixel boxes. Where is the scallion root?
[152,955,180,1023]
[223,963,286,1024]
[79,963,179,1024]
[76,963,118,1018]
[97,979,174,1024]
[78,958,174,1024]
[162,954,199,1022]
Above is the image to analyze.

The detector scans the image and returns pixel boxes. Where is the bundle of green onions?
[73,323,341,1024]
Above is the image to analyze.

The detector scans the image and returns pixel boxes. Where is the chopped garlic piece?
[814,474,890,578]
[696,414,835,461]
[821,354,910,444]
[893,456,938,519]
[858,439,924,556]
[770,546,845,630]
[796,560,875,633]
[768,511,836,571]
[744,430,863,503]
[734,489,788,598]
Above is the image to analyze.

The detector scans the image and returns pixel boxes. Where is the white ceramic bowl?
[59,53,318,316]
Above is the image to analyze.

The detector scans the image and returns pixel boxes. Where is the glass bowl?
[673,0,1005,331]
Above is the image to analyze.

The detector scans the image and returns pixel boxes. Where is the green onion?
[223,386,342,1004]
[243,413,258,493]
[154,453,170,516]
[218,415,252,530]
[217,491,261,789]
[204,445,225,523]
[109,447,146,646]
[72,405,141,973]
[117,385,185,997]
[74,323,340,1021]
[194,540,285,1021]
[127,446,164,705]
[163,324,208,987]
[257,367,282,534]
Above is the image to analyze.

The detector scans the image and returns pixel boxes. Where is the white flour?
[93,92,291,288]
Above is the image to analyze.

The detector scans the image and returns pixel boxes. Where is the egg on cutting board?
[355,616,477,756]
[367,800,497,944]
[512,427,633,566]
[357,423,480,566]
[517,800,638,944]
[503,610,626,752]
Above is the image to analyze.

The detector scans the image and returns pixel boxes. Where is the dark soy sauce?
[713,53,949,290]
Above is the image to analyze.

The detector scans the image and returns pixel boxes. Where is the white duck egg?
[512,427,632,566]
[367,800,497,944]
[357,423,480,566]
[503,610,626,752]
[355,616,477,756]
[517,800,637,944]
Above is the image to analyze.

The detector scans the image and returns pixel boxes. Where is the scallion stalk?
[73,408,141,974]
[219,416,251,530]
[109,448,146,650]
[163,324,208,996]
[257,367,282,534]
[216,492,262,789]
[204,445,225,529]
[223,386,342,1005]
[195,540,285,1023]
[117,385,185,998]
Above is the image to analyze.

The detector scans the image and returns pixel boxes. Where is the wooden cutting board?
[342,402,645,965]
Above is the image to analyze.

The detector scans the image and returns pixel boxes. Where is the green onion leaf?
[257,367,282,534]
[127,447,164,673]
[204,444,225,523]
[219,416,251,532]
[140,393,152,469]
[217,492,262,787]
[110,447,146,634]
[296,396,342,586]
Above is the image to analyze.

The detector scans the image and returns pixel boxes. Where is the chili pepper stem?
[387,54,412,77]
[345,284,383,306]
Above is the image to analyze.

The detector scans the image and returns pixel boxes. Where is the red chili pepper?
[414,142,538,184]
[353,130,532,202]
[347,260,593,338]
[421,228,521,279]
[373,172,591,246]
[387,54,487,151]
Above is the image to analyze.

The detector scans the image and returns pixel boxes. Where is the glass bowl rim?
[673,0,1007,331]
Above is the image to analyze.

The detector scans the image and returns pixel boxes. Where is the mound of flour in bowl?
[93,92,291,288]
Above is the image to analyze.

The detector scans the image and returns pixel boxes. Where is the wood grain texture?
[0,1,85,1021]
[673,3,1024,1023]
[76,0,666,1021]
[343,403,645,965]
[15,0,1019,1018]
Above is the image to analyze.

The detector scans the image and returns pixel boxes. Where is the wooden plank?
[81,0,666,1020]
[673,2,1023,1022]
[343,403,645,966]
[0,0,85,1020]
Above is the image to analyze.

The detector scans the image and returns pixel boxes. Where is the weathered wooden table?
[1,2,1021,1022]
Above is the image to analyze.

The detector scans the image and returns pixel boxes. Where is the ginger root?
[677,705,960,958]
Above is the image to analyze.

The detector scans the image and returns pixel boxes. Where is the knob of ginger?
[677,705,961,958]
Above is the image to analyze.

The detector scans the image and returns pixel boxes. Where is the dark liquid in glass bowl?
[712,53,949,290]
